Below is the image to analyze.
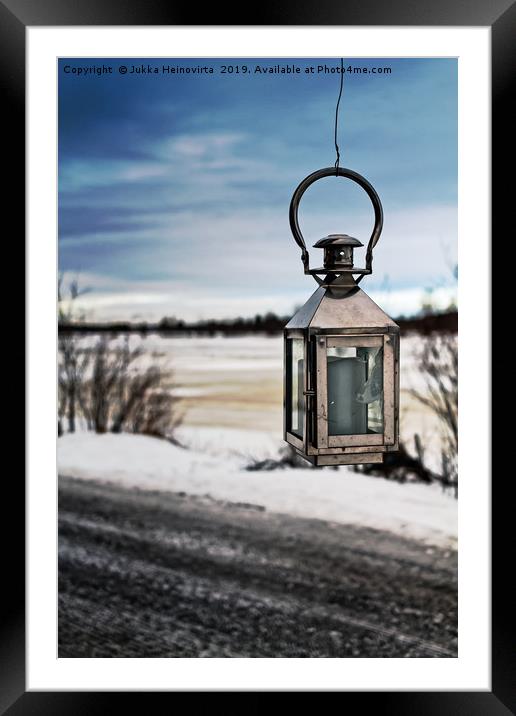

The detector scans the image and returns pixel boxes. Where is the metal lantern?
[284,167,400,466]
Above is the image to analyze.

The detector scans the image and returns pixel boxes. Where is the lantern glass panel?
[327,345,383,436]
[286,337,304,438]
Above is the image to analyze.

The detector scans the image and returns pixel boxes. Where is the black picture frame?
[6,0,510,711]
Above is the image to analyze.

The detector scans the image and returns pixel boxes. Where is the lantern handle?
[289,167,383,285]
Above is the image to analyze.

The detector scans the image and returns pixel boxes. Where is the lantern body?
[284,281,399,466]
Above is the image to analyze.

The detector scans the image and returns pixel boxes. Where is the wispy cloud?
[71,274,456,323]
[161,131,246,159]
[59,57,457,320]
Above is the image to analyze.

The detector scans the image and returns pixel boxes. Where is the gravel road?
[58,475,457,658]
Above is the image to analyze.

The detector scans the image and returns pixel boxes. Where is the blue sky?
[59,58,457,321]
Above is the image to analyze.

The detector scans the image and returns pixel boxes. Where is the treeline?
[396,310,457,335]
[59,312,290,336]
[59,309,457,337]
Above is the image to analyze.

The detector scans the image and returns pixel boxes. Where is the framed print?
[3,0,511,711]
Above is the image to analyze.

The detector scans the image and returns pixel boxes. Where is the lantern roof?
[285,283,398,331]
[313,234,363,248]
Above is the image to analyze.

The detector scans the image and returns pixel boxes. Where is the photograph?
[56,56,459,659]
[1,0,504,703]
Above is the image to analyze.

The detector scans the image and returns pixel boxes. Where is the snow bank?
[176,425,280,460]
[58,432,457,548]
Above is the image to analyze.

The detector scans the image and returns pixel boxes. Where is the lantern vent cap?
[313,234,364,249]
[313,234,364,271]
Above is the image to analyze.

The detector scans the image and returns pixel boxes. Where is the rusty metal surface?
[327,335,383,349]
[383,333,396,446]
[285,432,304,452]
[329,434,385,449]
[315,335,329,449]
[309,286,399,331]
[315,453,384,466]
[317,445,386,455]
[285,283,398,334]
[284,287,325,330]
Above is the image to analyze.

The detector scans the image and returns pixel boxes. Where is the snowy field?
[58,333,457,549]
[80,332,443,447]
[58,431,456,548]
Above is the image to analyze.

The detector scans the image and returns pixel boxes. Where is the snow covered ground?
[59,334,456,548]
[74,333,443,450]
[58,430,457,549]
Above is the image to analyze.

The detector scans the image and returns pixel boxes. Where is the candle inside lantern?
[327,346,383,435]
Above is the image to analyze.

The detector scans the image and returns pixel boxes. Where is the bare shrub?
[358,435,443,485]
[410,333,458,495]
[88,336,120,434]
[58,336,91,433]
[355,332,458,496]
[58,276,182,441]
[246,444,337,471]
[129,388,184,441]
[58,276,91,434]
[74,335,183,441]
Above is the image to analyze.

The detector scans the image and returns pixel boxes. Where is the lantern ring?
[289,167,383,284]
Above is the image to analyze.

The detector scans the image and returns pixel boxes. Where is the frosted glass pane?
[327,346,383,436]
[286,338,304,438]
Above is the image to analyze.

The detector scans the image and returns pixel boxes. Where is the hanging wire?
[334,58,344,175]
